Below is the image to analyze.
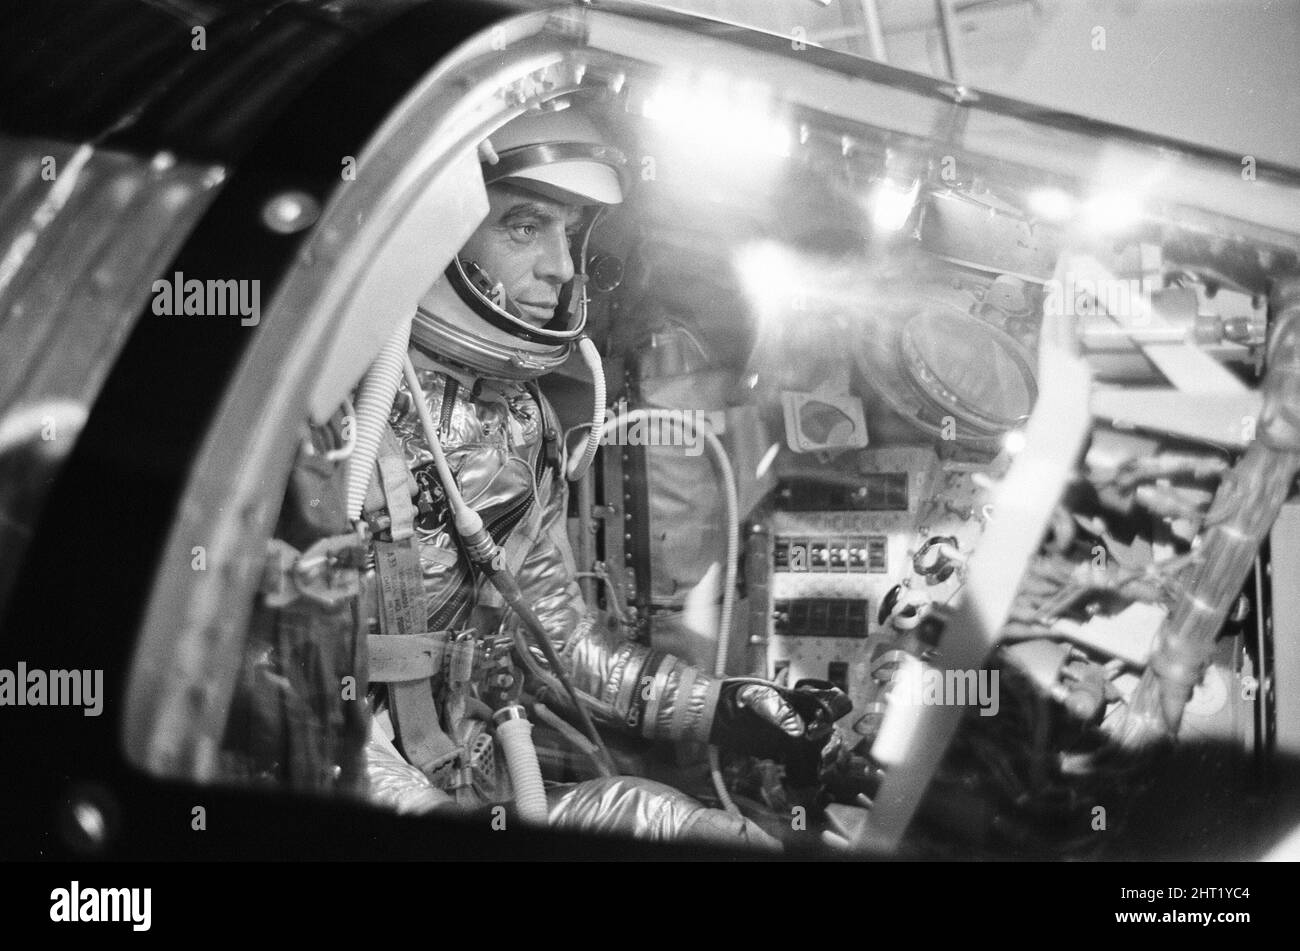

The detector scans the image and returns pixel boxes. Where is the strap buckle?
[262,532,366,609]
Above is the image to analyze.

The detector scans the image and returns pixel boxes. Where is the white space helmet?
[412,106,627,380]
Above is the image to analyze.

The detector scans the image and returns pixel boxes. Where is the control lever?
[789,678,854,741]
[912,535,964,583]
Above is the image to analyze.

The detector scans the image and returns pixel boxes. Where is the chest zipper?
[481,444,549,546]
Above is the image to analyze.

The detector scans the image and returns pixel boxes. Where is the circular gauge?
[858,298,1038,448]
[900,306,1038,434]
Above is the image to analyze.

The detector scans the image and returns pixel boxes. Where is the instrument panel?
[757,446,999,731]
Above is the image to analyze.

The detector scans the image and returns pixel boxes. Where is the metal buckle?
[293,533,365,607]
[263,530,366,609]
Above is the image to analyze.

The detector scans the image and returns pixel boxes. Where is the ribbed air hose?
[345,314,413,521]
[494,708,549,824]
[566,335,606,482]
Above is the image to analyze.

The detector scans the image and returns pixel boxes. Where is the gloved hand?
[709,679,852,771]
[559,615,852,760]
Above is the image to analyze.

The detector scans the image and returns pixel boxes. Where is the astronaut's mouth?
[515,301,557,325]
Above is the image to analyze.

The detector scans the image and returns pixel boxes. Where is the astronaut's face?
[459,183,585,327]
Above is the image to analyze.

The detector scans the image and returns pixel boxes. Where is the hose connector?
[492,703,529,726]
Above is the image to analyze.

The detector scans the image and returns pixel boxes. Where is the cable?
[574,567,631,627]
[532,702,615,778]
[562,206,609,484]
[595,406,742,814]
[401,356,463,511]
[595,408,739,669]
[510,628,616,719]
[707,746,741,814]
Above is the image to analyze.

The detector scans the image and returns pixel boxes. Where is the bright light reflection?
[1026,187,1074,222]
[733,241,800,329]
[1082,190,1144,233]
[869,178,920,232]
[641,80,791,160]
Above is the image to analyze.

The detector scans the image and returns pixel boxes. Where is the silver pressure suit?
[362,347,773,848]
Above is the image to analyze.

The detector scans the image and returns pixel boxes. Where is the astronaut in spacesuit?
[360,104,833,846]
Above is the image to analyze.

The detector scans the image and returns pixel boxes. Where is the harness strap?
[367,424,459,777]
[368,631,448,682]
[389,679,459,777]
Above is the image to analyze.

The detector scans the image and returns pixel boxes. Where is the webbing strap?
[362,426,417,528]
[390,680,458,776]
[373,538,425,637]
[376,449,417,541]
[368,632,447,682]
[367,424,455,776]
[368,425,426,636]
